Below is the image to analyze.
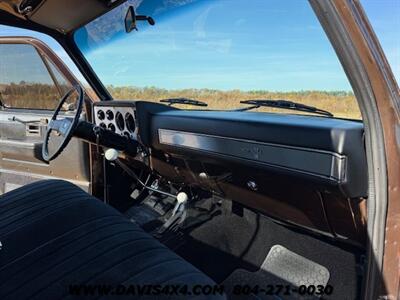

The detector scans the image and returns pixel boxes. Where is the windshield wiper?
[237,99,333,117]
[160,98,208,107]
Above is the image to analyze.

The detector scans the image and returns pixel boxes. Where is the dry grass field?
[108,86,362,119]
[0,83,362,120]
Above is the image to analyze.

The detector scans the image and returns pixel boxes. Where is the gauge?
[115,112,125,131]
[106,110,114,120]
[99,122,107,129]
[108,123,116,132]
[97,109,105,120]
[125,112,136,133]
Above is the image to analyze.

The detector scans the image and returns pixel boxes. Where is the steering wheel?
[42,85,84,162]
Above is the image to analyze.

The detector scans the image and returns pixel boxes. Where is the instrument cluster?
[94,105,137,139]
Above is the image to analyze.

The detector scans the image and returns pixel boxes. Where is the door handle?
[8,116,48,125]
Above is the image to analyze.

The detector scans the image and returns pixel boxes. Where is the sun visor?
[26,0,125,33]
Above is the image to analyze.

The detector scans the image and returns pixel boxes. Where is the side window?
[0,43,68,110]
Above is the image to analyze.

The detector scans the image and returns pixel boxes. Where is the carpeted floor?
[170,199,364,300]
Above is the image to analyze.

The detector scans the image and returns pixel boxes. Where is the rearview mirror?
[125,6,137,33]
[125,6,155,33]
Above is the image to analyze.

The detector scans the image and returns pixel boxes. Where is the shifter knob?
[176,192,188,204]
[105,148,119,161]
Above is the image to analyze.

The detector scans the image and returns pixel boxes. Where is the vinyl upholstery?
[0,180,223,299]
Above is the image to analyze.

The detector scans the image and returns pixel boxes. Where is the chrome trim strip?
[158,129,347,181]
[0,168,90,187]
[0,140,36,149]
[1,158,49,167]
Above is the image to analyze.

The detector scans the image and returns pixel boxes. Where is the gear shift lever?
[104,148,190,233]
[104,148,176,198]
[158,191,188,234]
[172,192,188,215]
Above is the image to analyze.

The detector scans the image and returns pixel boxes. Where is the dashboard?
[92,100,368,245]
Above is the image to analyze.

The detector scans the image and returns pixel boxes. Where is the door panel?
[0,110,90,194]
[0,38,91,194]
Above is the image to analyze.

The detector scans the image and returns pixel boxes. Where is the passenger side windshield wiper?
[237,99,333,117]
[160,98,208,107]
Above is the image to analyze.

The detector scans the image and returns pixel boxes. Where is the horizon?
[0,80,356,95]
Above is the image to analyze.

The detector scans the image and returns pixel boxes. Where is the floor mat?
[223,245,330,300]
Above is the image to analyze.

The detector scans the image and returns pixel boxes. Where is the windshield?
[74,0,361,119]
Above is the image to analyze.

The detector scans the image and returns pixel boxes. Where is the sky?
[0,0,398,92]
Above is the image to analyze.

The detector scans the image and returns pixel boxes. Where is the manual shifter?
[104,148,190,233]
[104,148,176,197]
[157,191,189,234]
[172,192,188,216]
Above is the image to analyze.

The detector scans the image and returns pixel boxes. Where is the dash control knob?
[247,180,258,191]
